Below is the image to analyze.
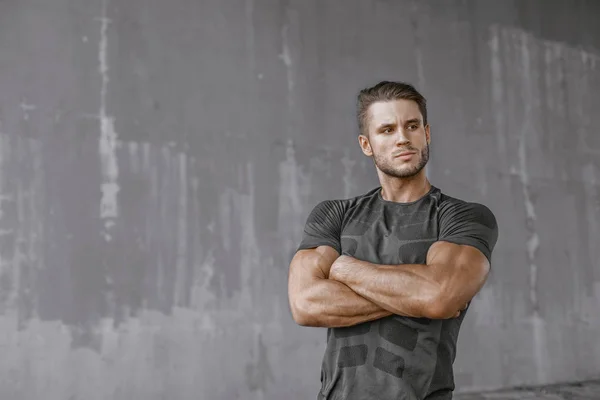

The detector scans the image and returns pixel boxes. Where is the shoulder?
[438,192,497,229]
[311,187,380,215]
[434,189,499,259]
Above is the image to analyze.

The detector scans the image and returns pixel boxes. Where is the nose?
[393,128,411,146]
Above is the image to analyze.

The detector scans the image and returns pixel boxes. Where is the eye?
[382,127,393,133]
[408,124,418,130]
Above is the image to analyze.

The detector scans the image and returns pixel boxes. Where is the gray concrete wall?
[0,0,598,398]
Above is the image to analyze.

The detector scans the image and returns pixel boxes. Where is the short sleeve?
[296,200,345,255]
[438,202,499,264]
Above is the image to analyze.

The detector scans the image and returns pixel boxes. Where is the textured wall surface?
[0,0,599,399]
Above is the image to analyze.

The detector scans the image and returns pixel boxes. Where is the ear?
[358,134,373,157]
[425,124,431,145]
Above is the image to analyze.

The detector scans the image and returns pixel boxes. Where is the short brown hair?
[357,81,428,136]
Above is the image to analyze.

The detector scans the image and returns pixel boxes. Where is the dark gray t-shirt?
[296,185,498,400]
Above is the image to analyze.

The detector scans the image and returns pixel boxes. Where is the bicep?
[426,241,490,304]
[288,245,339,297]
[291,199,344,298]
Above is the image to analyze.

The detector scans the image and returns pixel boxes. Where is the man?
[288,81,498,400]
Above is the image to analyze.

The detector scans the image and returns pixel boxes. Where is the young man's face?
[359,99,431,179]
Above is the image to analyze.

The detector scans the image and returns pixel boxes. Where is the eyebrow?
[376,118,422,130]
[404,118,422,125]
[377,122,396,130]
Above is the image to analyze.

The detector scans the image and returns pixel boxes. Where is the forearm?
[296,278,392,328]
[329,256,443,318]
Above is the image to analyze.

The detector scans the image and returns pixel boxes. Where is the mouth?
[393,151,417,159]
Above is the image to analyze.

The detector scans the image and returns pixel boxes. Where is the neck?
[378,170,431,203]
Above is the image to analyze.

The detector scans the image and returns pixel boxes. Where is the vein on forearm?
[330,257,440,317]
[303,278,392,325]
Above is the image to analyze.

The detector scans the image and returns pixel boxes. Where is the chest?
[340,203,439,265]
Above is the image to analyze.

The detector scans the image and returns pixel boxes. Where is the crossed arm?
[288,241,490,327]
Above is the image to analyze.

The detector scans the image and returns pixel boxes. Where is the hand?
[329,255,352,280]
